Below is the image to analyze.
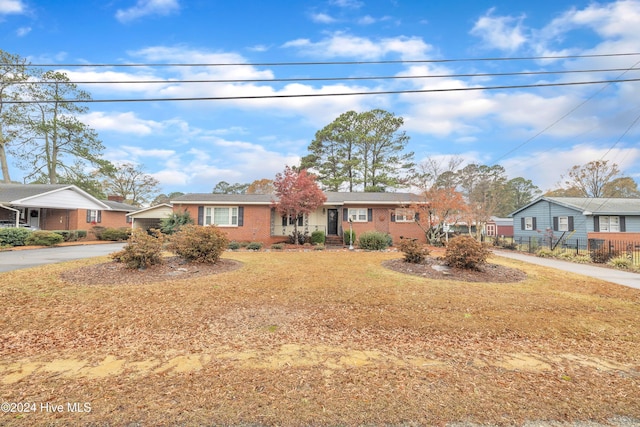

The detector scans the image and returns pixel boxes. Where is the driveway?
[0,243,126,273]
[494,250,640,290]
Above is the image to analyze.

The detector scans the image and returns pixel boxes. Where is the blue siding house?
[510,197,640,249]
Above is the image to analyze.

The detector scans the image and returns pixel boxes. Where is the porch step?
[325,235,344,247]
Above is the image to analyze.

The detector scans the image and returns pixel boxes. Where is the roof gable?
[0,184,110,210]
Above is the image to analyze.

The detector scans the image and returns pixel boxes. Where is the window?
[394,208,415,223]
[524,217,533,231]
[599,216,620,232]
[558,216,569,232]
[282,214,303,226]
[348,208,368,222]
[486,224,496,236]
[86,210,101,224]
[204,207,238,226]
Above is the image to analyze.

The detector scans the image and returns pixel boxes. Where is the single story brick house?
[137,191,426,245]
[510,196,640,249]
[0,184,137,234]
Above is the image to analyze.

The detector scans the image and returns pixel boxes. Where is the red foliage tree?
[273,166,327,244]
[412,186,468,245]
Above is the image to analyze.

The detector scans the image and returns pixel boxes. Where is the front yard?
[0,251,639,426]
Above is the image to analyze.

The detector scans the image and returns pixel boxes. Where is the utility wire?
[4,77,640,104]
[15,67,640,85]
[6,51,640,68]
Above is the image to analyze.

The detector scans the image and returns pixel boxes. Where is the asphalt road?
[0,243,126,273]
[495,250,640,290]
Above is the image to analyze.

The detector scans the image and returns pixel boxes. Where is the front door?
[327,209,338,235]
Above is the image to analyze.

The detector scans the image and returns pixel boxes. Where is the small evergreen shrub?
[246,241,263,251]
[99,227,131,241]
[228,241,241,250]
[358,231,391,250]
[111,229,165,269]
[160,210,194,234]
[444,235,490,270]
[0,227,32,247]
[25,231,64,247]
[288,231,309,245]
[271,243,284,250]
[167,225,229,264]
[398,238,430,264]
[52,230,79,242]
[77,230,87,239]
[91,226,106,240]
[343,230,356,246]
[310,230,326,245]
[608,255,632,269]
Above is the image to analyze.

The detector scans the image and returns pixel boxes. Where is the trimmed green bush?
[25,231,64,247]
[77,230,87,239]
[271,243,284,250]
[343,230,356,246]
[398,238,430,264]
[228,241,241,250]
[310,230,325,245]
[167,224,229,264]
[358,231,391,250]
[160,210,194,234]
[444,235,490,270]
[111,229,165,269]
[0,228,32,247]
[52,230,79,242]
[99,227,131,241]
[246,241,263,251]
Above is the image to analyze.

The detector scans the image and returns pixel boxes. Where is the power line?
[14,67,640,86]
[4,77,639,104]
[5,52,640,68]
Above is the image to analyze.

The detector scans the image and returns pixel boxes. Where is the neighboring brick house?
[510,196,640,249]
[162,191,426,245]
[0,184,137,235]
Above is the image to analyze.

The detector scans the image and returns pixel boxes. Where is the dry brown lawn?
[0,250,639,426]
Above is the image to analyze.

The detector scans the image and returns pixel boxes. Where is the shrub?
[271,243,284,250]
[288,231,309,245]
[111,229,165,269]
[91,226,106,240]
[228,241,241,250]
[536,248,554,258]
[77,230,87,239]
[444,235,490,270]
[160,210,194,235]
[313,244,325,251]
[167,225,229,264]
[608,255,632,270]
[398,238,430,264]
[0,227,32,247]
[25,231,64,247]
[343,230,356,246]
[310,230,326,245]
[358,231,391,250]
[52,230,79,242]
[590,248,618,264]
[246,241,263,251]
[99,227,131,241]
[573,255,592,264]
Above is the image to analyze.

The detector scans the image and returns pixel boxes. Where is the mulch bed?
[383,256,527,283]
[60,257,243,286]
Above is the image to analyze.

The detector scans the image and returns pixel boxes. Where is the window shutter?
[414,212,420,221]
[198,206,204,225]
[367,208,373,222]
[620,216,626,232]
[593,216,599,232]
[86,210,91,223]
[390,212,396,222]
[298,214,303,226]
[97,211,102,223]
[282,215,287,226]
[532,217,537,230]
[553,217,558,231]
[343,208,348,221]
[568,216,574,231]
[521,217,525,230]
[238,207,244,226]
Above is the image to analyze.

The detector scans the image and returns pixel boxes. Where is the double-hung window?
[599,216,620,232]
[348,208,367,222]
[394,208,415,222]
[558,216,569,232]
[204,207,238,227]
[524,217,534,231]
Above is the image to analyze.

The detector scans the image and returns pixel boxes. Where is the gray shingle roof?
[0,184,72,203]
[171,191,422,205]
[545,197,640,215]
[101,200,140,212]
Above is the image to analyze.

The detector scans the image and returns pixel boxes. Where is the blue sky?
[2,0,640,195]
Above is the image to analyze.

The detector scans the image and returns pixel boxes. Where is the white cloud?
[470,8,527,51]
[16,26,30,36]
[282,32,431,60]
[357,15,376,25]
[116,0,180,23]
[310,12,337,24]
[0,0,24,15]
[81,111,164,135]
[329,0,363,8]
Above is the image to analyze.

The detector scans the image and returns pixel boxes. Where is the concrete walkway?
[494,250,640,290]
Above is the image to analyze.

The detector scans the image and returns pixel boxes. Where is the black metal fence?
[491,236,640,266]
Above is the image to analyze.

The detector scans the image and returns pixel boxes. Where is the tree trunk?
[0,143,10,183]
